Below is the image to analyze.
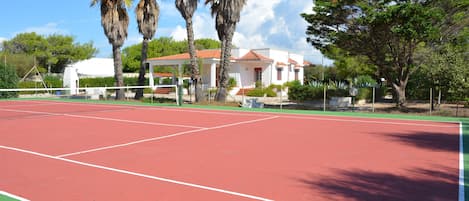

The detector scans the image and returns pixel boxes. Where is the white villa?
[146,48,306,93]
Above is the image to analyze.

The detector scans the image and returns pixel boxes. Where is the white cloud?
[0,37,6,43]
[170,25,187,41]
[22,22,69,35]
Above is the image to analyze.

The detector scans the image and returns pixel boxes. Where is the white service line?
[0,145,274,201]
[56,116,279,158]
[0,102,63,108]
[64,114,206,129]
[0,108,205,129]
[278,114,460,128]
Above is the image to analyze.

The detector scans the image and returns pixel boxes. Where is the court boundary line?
[27,100,463,127]
[459,122,465,201]
[0,145,274,201]
[0,108,205,129]
[56,116,279,158]
[0,190,30,201]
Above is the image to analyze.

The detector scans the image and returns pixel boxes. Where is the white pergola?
[146,58,222,89]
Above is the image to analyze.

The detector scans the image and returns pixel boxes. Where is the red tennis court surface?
[0,100,462,201]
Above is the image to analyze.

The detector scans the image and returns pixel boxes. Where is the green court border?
[2,97,469,200]
[0,191,28,201]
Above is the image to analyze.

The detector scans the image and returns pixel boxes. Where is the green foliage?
[288,83,349,102]
[0,63,19,98]
[323,47,377,81]
[0,53,35,78]
[228,77,237,91]
[354,75,377,88]
[2,32,97,73]
[122,37,221,72]
[246,88,276,97]
[302,1,443,105]
[411,43,469,101]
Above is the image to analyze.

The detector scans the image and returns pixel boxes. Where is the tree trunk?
[185,17,203,102]
[134,38,149,100]
[215,26,234,102]
[113,45,125,100]
[392,81,407,108]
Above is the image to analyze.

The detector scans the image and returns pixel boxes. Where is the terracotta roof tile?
[237,51,273,61]
[148,49,222,61]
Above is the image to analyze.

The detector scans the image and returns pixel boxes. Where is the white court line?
[0,145,274,201]
[64,114,205,129]
[0,108,205,129]
[57,116,279,158]
[0,190,30,201]
[459,122,465,201]
[277,114,460,128]
[0,102,62,108]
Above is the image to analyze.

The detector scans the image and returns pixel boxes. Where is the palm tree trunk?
[113,45,125,100]
[185,17,203,102]
[215,25,234,102]
[135,38,149,100]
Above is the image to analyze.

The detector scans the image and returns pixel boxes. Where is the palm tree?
[134,0,159,100]
[205,0,247,102]
[91,0,132,100]
[175,0,204,102]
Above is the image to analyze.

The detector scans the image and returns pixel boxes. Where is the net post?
[323,84,326,112]
[372,86,375,113]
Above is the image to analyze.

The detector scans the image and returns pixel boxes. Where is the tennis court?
[0,100,464,201]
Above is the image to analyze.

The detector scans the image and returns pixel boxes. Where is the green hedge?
[0,63,19,98]
[288,85,349,101]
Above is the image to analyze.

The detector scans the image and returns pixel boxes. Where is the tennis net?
[0,85,180,104]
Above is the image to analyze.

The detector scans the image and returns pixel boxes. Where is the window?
[254,68,262,82]
[294,69,300,81]
[277,68,283,81]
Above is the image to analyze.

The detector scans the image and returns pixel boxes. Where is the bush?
[43,75,62,88]
[356,88,372,100]
[0,63,19,98]
[246,88,276,97]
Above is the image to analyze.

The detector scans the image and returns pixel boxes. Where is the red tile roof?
[289,58,302,67]
[147,49,222,61]
[153,73,174,77]
[237,51,273,62]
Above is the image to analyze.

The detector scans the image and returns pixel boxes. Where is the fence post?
[372,86,375,113]
[430,88,433,115]
[323,85,326,112]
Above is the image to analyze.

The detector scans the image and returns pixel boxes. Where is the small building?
[63,58,114,94]
[146,48,305,94]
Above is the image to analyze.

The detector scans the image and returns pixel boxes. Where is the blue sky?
[0,0,333,65]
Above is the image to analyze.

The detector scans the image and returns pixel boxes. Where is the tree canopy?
[1,32,97,73]
[302,0,443,107]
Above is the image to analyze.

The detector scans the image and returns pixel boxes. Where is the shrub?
[228,77,237,91]
[0,63,19,98]
[247,88,276,97]
[356,88,372,100]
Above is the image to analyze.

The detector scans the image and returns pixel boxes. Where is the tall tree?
[205,0,247,102]
[2,32,97,73]
[176,0,204,102]
[302,0,442,107]
[91,0,132,100]
[134,0,159,99]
